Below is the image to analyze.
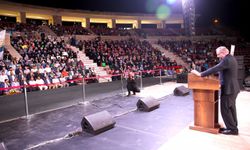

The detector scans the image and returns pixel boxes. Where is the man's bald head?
[216,46,229,58]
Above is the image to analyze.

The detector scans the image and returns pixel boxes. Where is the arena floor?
[0,82,249,150]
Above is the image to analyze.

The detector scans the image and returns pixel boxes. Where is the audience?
[0,20,249,97]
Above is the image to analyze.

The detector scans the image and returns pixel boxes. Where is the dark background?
[6,0,249,40]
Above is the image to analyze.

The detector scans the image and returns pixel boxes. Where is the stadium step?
[4,33,22,61]
[150,43,190,69]
[39,25,57,36]
[69,45,112,83]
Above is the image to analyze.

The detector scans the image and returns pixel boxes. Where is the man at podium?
[191,46,240,135]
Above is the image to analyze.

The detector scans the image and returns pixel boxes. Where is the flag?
[0,30,6,60]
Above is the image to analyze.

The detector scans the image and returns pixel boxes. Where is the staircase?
[4,33,22,61]
[150,43,190,69]
[69,45,112,83]
[39,25,57,36]
[128,29,140,40]
[85,28,96,35]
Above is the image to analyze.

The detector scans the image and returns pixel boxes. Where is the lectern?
[188,73,220,134]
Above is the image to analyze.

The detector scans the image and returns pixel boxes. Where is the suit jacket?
[201,54,240,95]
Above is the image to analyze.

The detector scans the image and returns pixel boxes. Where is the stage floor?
[0,82,250,150]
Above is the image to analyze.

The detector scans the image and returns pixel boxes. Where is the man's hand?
[191,70,201,77]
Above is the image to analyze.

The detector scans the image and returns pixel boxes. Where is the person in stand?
[191,46,240,135]
[126,72,140,96]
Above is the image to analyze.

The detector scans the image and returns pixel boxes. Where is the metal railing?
[0,69,176,122]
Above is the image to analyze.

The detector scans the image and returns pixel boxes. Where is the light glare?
[166,0,176,5]
[156,5,171,20]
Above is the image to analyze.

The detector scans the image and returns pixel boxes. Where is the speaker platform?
[81,110,116,135]
[137,97,160,112]
[174,85,190,96]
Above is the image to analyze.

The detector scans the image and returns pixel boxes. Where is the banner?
[0,30,6,60]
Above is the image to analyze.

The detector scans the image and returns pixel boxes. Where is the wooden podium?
[188,73,220,134]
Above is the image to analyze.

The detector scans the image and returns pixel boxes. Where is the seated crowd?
[135,28,185,37]
[0,21,38,33]
[1,21,249,96]
[90,27,131,36]
[81,37,180,80]
[158,38,250,73]
[158,39,225,72]
[0,35,96,96]
[49,24,131,36]
[49,24,92,36]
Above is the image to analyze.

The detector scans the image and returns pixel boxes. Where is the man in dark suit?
[191,46,240,135]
